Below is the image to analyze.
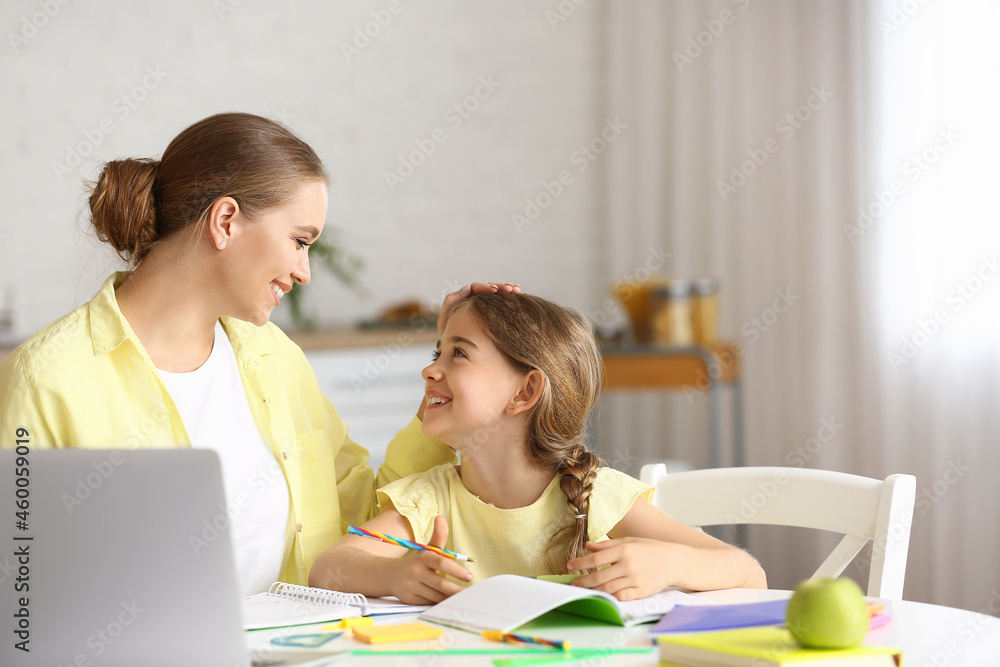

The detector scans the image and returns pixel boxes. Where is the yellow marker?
[353,621,444,644]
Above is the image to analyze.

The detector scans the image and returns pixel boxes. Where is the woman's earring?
[219,240,226,248]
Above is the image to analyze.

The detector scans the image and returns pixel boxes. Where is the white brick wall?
[0,1,610,343]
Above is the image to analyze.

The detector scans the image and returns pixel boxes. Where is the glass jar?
[650,279,694,345]
[613,277,668,343]
[691,277,720,345]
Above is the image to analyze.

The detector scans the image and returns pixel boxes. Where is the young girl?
[309,292,766,604]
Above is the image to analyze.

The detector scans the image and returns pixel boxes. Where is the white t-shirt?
[157,322,290,596]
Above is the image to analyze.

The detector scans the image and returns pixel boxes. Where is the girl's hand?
[438,282,520,335]
[566,538,689,601]
[389,516,472,605]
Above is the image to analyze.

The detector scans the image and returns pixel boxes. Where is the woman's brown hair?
[88,112,328,264]
[459,292,603,573]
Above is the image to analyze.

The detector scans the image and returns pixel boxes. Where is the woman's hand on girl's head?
[438,282,521,335]
[419,281,520,419]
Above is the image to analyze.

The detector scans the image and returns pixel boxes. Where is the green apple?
[786,577,869,649]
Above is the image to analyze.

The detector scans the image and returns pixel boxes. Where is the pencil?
[481,629,571,651]
[347,525,474,562]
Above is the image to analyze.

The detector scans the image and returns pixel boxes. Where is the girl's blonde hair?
[88,112,328,265]
[459,292,603,573]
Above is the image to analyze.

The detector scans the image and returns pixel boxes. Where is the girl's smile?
[420,308,524,448]
[425,389,452,409]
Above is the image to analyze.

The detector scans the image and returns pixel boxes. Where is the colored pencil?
[347,525,474,562]
[482,630,572,651]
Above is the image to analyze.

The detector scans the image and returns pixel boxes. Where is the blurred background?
[1,0,997,615]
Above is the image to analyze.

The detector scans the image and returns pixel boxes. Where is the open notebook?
[242,582,428,630]
[419,574,719,633]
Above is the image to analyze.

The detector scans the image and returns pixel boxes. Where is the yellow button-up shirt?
[0,272,454,585]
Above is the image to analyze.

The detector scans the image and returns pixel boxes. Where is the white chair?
[639,464,917,600]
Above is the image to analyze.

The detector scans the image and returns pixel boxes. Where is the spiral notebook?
[242,582,428,630]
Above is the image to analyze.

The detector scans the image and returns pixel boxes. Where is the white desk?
[245,588,1000,666]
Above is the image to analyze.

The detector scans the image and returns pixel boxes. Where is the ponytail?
[88,158,159,263]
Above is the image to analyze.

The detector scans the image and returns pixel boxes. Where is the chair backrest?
[639,464,917,600]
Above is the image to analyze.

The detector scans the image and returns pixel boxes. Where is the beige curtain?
[595,0,999,611]
[866,0,1000,611]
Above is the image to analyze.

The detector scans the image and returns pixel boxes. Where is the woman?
[0,112,516,594]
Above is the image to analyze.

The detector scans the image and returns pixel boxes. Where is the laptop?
[0,449,250,667]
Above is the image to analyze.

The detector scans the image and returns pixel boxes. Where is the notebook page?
[241,591,359,630]
[419,574,625,632]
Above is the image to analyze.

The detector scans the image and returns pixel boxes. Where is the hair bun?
[88,158,159,264]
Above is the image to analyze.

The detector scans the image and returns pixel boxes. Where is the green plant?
[285,232,368,331]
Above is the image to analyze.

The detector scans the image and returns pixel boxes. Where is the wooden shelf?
[599,340,744,469]
[601,341,742,390]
